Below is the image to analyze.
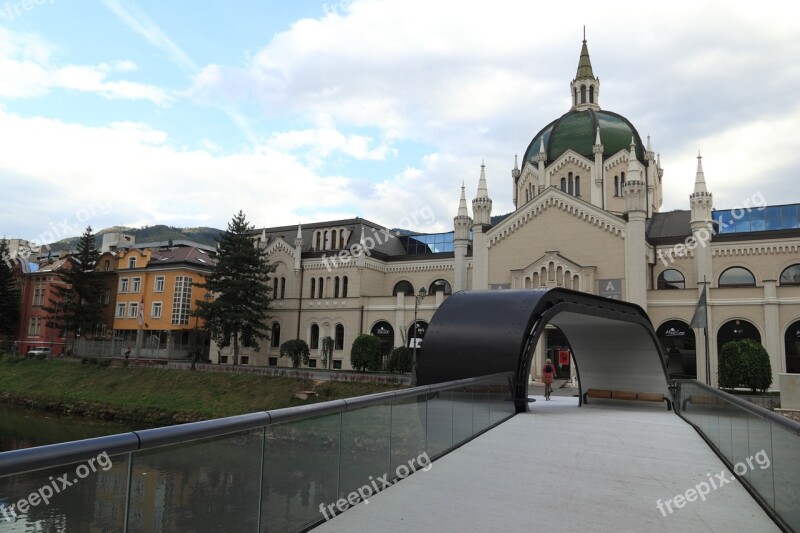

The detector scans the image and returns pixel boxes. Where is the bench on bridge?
[582,388,671,410]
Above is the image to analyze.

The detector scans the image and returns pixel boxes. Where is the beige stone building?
[216,39,800,389]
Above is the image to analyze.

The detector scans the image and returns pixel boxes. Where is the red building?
[15,258,70,356]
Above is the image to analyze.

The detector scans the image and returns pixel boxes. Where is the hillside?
[47,225,223,252]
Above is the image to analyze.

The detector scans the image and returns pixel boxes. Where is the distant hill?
[47,225,223,252]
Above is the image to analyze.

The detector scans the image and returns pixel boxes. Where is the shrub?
[718,339,772,393]
[350,334,382,372]
[279,339,310,368]
[388,346,412,373]
[97,358,112,367]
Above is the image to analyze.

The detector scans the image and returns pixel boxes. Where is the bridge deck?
[316,393,777,532]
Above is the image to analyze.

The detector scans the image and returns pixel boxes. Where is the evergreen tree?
[44,226,104,349]
[0,239,21,338]
[194,211,275,365]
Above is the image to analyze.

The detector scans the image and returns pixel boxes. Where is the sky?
[1,0,798,245]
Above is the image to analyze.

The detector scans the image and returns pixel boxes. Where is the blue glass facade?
[713,204,800,234]
[399,231,455,254]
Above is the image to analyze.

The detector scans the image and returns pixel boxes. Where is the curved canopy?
[417,288,670,412]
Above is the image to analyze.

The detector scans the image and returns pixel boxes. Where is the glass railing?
[0,372,515,532]
[674,379,800,531]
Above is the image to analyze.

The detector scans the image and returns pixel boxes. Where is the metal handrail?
[673,379,800,436]
[0,372,511,477]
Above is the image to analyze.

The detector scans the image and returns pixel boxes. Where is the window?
[343,276,348,298]
[116,303,126,318]
[580,84,586,103]
[315,232,321,251]
[268,357,278,367]
[568,172,574,195]
[220,355,229,364]
[657,269,685,290]
[104,260,111,271]
[392,280,414,296]
[271,323,281,348]
[333,360,342,370]
[32,287,45,306]
[120,278,129,293]
[334,277,340,298]
[103,289,110,305]
[280,277,285,299]
[308,359,317,368]
[560,177,566,192]
[128,257,136,269]
[128,302,139,319]
[589,85,594,103]
[132,277,141,293]
[780,264,800,286]
[335,324,344,350]
[429,279,452,295]
[614,176,620,196]
[310,324,319,349]
[318,277,324,298]
[241,356,249,365]
[151,302,162,319]
[719,267,756,287]
[310,278,316,298]
[28,317,41,336]
[172,276,193,325]
[573,88,577,106]
[575,176,580,197]
[154,276,165,292]
[273,277,278,297]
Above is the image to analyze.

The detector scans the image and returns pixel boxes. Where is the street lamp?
[412,286,427,385]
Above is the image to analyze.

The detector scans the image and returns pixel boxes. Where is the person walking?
[542,358,557,400]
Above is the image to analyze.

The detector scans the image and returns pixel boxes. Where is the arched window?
[340,229,346,248]
[310,278,315,298]
[568,172,574,195]
[128,257,136,269]
[310,324,319,349]
[334,276,340,298]
[580,84,586,103]
[719,267,756,287]
[573,88,577,106]
[342,276,348,298]
[318,277,324,298]
[614,176,620,197]
[315,232,321,251]
[271,323,280,347]
[657,269,685,290]
[780,264,800,285]
[272,278,278,297]
[104,260,111,271]
[575,176,580,197]
[393,280,415,296]
[335,324,344,350]
[657,320,696,378]
[560,177,566,192]
[429,279,452,295]
[589,85,594,103]
[786,320,800,373]
[280,277,285,299]
[717,319,761,356]
[621,171,625,184]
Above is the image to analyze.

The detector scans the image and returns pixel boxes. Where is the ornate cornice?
[712,242,800,257]
[547,149,593,175]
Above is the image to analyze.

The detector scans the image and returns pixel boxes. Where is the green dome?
[522,109,646,169]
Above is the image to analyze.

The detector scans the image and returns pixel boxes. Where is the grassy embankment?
[0,356,403,425]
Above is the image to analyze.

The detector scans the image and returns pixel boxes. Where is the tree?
[0,239,20,338]
[44,227,104,350]
[320,336,334,369]
[194,211,275,365]
[388,346,412,373]
[718,339,772,393]
[350,334,382,372]
[280,339,310,368]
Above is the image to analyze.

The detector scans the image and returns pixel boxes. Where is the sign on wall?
[598,279,623,300]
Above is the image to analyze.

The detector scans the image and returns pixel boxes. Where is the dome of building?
[522,108,646,167]
[521,37,647,168]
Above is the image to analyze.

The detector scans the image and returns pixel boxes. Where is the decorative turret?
[472,162,493,227]
[591,127,603,207]
[534,141,547,193]
[511,155,520,206]
[454,183,472,241]
[453,183,473,292]
[570,32,601,111]
[622,138,647,308]
[690,152,713,222]
[293,223,302,272]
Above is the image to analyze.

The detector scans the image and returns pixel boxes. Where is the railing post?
[123,451,134,533]
[256,425,266,531]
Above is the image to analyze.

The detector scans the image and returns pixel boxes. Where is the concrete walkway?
[317,394,778,532]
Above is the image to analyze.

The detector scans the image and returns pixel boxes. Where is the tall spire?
[570,31,600,111]
[575,35,594,80]
[295,223,302,240]
[477,161,489,198]
[694,151,707,193]
[458,182,468,216]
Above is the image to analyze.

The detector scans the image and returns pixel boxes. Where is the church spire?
[570,32,601,111]
[694,151,707,193]
[477,161,489,198]
[457,182,468,217]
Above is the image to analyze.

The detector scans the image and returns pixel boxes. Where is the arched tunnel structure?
[417,288,671,412]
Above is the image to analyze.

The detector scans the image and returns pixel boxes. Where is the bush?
[97,358,112,367]
[350,334,383,372]
[718,339,772,393]
[279,339,310,368]
[388,346,412,373]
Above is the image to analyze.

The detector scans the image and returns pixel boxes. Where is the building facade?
[226,38,800,389]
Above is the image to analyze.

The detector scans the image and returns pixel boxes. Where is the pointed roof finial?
[595,127,602,145]
[477,162,489,198]
[458,182,469,217]
[694,151,707,193]
[583,25,586,42]
[539,138,546,154]
[296,223,302,240]
[513,154,519,171]
[575,31,594,79]
[647,134,652,151]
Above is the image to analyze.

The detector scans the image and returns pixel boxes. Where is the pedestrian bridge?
[0,289,797,531]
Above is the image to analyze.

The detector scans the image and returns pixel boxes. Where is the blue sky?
[1,0,798,244]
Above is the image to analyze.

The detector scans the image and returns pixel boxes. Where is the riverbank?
[0,356,404,425]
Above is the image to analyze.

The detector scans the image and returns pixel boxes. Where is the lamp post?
[412,287,427,385]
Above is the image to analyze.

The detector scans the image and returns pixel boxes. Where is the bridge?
[0,289,797,531]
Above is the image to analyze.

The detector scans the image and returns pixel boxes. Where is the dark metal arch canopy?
[416,288,670,412]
